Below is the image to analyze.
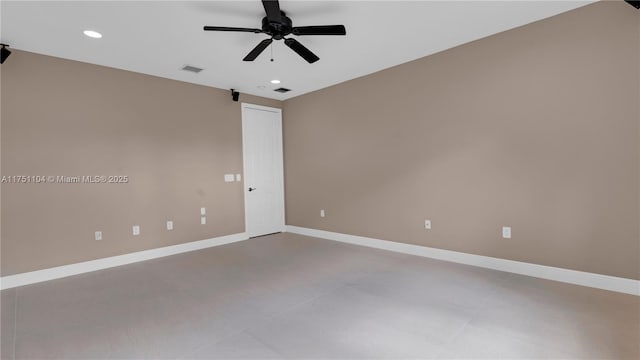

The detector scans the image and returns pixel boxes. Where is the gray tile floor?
[1,232,638,359]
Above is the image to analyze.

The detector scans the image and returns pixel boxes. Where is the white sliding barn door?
[241,103,285,237]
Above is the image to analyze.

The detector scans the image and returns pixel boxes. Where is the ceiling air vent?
[274,87,291,93]
[181,65,203,73]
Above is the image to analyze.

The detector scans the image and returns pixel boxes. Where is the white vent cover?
[181,65,203,73]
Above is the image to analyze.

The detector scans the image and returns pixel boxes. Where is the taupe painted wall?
[1,50,280,275]
[283,1,640,280]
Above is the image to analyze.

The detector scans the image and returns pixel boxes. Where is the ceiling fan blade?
[203,26,263,33]
[262,0,282,23]
[292,25,346,36]
[243,38,273,61]
[284,38,319,64]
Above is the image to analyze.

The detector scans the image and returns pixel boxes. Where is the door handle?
[248,187,256,192]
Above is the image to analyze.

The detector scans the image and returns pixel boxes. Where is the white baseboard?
[286,226,640,296]
[0,232,249,290]
[5,228,638,296]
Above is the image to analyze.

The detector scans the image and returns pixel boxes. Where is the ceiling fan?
[203,0,346,64]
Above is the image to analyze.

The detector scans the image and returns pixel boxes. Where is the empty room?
[1,0,639,359]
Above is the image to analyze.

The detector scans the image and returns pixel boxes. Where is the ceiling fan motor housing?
[262,11,292,40]
[203,0,346,63]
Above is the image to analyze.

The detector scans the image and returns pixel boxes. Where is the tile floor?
[1,232,638,359]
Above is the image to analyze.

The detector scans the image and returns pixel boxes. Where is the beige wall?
[1,2,638,280]
[283,1,640,280]
[1,50,280,275]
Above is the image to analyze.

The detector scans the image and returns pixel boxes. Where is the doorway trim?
[241,102,285,237]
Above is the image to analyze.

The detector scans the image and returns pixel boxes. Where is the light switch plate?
[166,221,173,231]
[200,207,206,216]
[132,225,140,236]
[320,209,325,218]
[95,231,102,241]
[224,174,235,182]
[424,220,431,229]
[201,216,207,225]
[502,226,512,239]
[235,174,242,182]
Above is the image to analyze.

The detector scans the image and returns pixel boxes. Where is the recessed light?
[83,30,102,39]
[270,79,281,84]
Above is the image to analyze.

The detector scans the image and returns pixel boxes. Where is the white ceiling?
[1,0,594,100]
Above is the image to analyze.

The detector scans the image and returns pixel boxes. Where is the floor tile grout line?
[176,278,358,360]
[352,257,512,359]
[176,256,403,359]
[243,256,425,357]
[432,287,497,358]
[438,273,589,359]
[245,330,288,359]
[433,318,472,359]
[178,278,346,359]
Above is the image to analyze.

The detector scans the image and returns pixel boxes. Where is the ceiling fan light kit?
[204,0,346,64]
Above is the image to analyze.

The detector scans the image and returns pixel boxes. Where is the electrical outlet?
[95,231,102,241]
[166,221,173,231]
[201,216,206,225]
[200,207,206,216]
[502,226,511,239]
[132,225,140,236]
[320,209,325,218]
[424,220,431,229]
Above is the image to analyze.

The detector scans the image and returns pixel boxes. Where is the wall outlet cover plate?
[502,226,512,239]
